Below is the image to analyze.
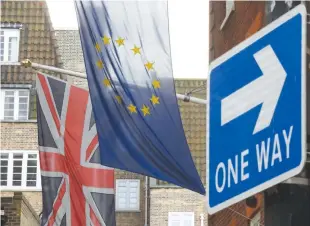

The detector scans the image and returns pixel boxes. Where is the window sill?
[0,188,42,192]
[0,61,21,66]
[1,120,37,123]
[115,210,141,213]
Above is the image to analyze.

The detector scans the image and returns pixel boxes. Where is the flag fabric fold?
[75,0,205,194]
[36,73,115,226]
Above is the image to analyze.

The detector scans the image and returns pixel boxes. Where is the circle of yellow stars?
[95,35,162,116]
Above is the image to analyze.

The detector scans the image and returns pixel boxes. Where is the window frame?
[115,179,140,212]
[220,0,235,30]
[0,150,41,191]
[0,28,20,63]
[0,88,30,121]
[168,212,195,226]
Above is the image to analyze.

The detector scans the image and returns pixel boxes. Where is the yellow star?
[96,60,104,69]
[115,95,122,103]
[150,95,160,105]
[141,104,150,116]
[145,61,154,70]
[152,80,161,89]
[102,35,111,45]
[127,104,137,114]
[103,78,111,87]
[115,37,125,46]
[95,43,101,51]
[131,45,141,55]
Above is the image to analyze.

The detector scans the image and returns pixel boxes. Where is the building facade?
[0,0,63,225]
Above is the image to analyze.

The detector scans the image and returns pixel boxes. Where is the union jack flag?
[36,73,115,226]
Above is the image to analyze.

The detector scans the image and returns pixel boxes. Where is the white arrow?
[221,45,287,134]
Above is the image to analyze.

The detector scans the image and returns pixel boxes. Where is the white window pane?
[27,160,37,167]
[129,198,137,204]
[26,181,36,187]
[129,192,137,198]
[13,153,23,159]
[118,192,126,198]
[26,174,36,180]
[129,182,138,187]
[4,97,14,103]
[129,203,137,209]
[13,174,22,180]
[13,181,21,186]
[27,167,37,173]
[0,153,9,159]
[4,103,14,109]
[117,181,126,186]
[28,154,37,159]
[13,167,22,173]
[8,37,17,62]
[130,187,137,192]
[1,160,8,166]
[19,91,28,97]
[13,161,22,166]
[118,187,127,192]
[4,110,14,116]
[19,105,27,111]
[18,111,27,117]
[1,174,7,180]
[119,203,126,208]
[18,116,27,120]
[1,166,8,173]
[119,198,126,204]
[19,97,28,103]
[5,90,14,96]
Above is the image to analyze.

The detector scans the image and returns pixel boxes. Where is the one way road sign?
[207,5,306,214]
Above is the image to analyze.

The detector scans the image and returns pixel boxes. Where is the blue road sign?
[207,5,307,214]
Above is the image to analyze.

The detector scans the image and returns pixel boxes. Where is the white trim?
[0,150,41,191]
[168,212,195,226]
[220,0,235,30]
[0,29,20,63]
[115,179,140,212]
[0,89,30,121]
[207,5,307,215]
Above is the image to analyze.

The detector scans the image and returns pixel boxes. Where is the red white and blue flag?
[36,73,115,226]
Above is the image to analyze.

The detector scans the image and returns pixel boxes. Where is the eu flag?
[75,0,205,194]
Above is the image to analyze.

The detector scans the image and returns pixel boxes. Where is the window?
[0,89,29,121]
[0,151,41,190]
[0,29,20,62]
[220,0,235,30]
[168,212,195,226]
[115,179,140,211]
[250,212,261,226]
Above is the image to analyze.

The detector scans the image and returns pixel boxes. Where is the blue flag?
[75,0,205,194]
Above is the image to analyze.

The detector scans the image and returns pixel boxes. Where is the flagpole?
[21,59,207,105]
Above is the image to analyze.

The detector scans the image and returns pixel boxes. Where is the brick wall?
[0,192,39,226]
[209,1,266,225]
[150,188,206,226]
[1,192,21,226]
[0,122,38,150]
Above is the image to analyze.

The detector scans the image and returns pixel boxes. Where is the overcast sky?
[46,0,209,79]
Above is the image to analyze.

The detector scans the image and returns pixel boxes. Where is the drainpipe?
[200,213,204,226]
[145,176,149,226]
